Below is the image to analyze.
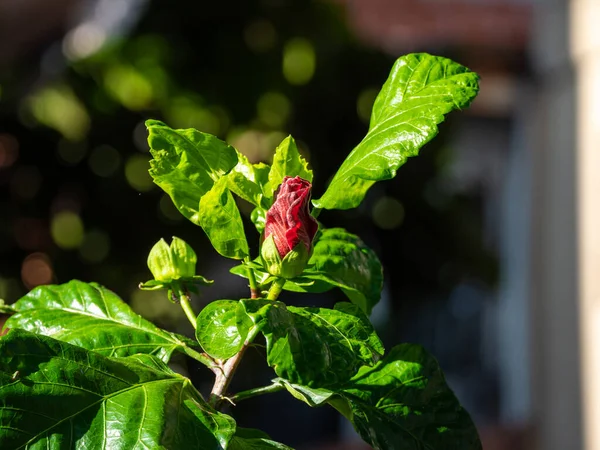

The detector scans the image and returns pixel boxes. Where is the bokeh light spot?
[62,22,107,61]
[372,196,405,230]
[125,155,154,192]
[159,194,183,223]
[357,87,379,124]
[0,134,19,168]
[257,92,291,128]
[130,289,182,323]
[28,84,90,141]
[244,19,277,52]
[104,65,154,111]
[10,166,42,200]
[21,253,53,289]
[79,230,111,263]
[88,145,121,177]
[51,211,84,249]
[57,139,87,165]
[283,38,316,85]
[165,97,222,135]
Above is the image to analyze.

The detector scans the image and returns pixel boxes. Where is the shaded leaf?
[279,344,482,450]
[238,300,383,387]
[303,228,383,314]
[0,329,236,449]
[5,280,197,363]
[313,53,479,210]
[229,428,294,450]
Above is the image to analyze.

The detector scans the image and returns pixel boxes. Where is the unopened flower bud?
[147,237,197,283]
[261,176,318,278]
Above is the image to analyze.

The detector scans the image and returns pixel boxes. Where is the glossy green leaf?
[198,177,249,259]
[147,120,248,259]
[265,135,312,198]
[229,428,293,450]
[5,280,198,363]
[196,300,252,360]
[227,151,271,209]
[250,206,267,233]
[313,53,479,210]
[238,300,383,387]
[279,344,482,450]
[147,119,238,220]
[0,329,236,449]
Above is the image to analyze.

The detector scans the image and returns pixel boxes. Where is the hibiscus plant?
[0,53,482,449]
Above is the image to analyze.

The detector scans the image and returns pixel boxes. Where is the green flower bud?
[261,235,311,279]
[147,237,197,282]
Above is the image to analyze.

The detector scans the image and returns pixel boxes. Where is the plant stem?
[267,278,286,300]
[173,283,197,330]
[179,295,198,330]
[230,382,284,404]
[209,325,261,408]
[245,261,260,299]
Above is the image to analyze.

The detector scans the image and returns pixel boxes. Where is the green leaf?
[279,344,482,450]
[313,53,479,210]
[5,280,197,363]
[147,120,248,259]
[147,119,238,220]
[198,177,249,259]
[196,300,252,360]
[265,135,312,198]
[238,300,383,387]
[227,151,271,209]
[229,428,294,450]
[303,228,383,314]
[0,329,237,449]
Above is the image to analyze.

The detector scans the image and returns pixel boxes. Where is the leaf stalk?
[230,382,284,403]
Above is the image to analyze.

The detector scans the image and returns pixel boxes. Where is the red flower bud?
[264,176,318,258]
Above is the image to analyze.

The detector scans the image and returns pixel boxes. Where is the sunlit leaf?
[264,135,312,198]
[313,53,479,210]
[196,300,252,360]
[147,120,248,259]
[5,280,197,363]
[0,329,236,449]
[226,151,271,209]
[198,177,249,259]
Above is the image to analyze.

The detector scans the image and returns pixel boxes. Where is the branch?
[209,325,261,408]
